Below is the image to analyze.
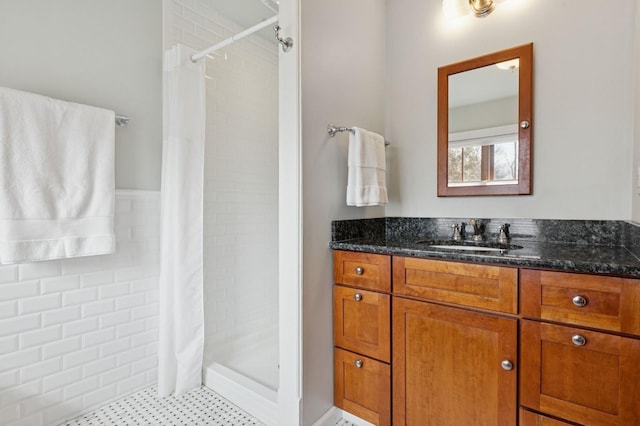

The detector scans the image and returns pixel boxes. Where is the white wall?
[386,0,636,219]
[0,2,163,424]
[301,0,386,423]
[0,191,160,426]
[0,0,162,190]
[633,1,640,222]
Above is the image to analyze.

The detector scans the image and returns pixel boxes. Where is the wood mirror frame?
[437,43,533,196]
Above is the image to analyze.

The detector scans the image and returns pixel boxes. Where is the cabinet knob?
[354,359,363,368]
[354,293,363,301]
[520,120,530,129]
[355,266,364,275]
[572,295,588,307]
[572,335,587,346]
[501,360,513,371]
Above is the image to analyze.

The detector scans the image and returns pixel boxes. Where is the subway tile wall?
[0,190,160,426]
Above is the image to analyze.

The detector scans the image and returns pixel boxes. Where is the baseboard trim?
[204,364,278,426]
[342,410,375,426]
[312,406,375,426]
[312,406,343,426]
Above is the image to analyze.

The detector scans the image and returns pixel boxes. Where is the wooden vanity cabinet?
[520,269,640,426]
[333,251,640,425]
[333,251,391,426]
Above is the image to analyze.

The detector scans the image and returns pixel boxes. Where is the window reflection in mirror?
[447,125,518,186]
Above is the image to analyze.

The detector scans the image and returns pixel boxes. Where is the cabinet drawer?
[334,348,390,426]
[334,251,391,292]
[521,269,640,335]
[393,256,518,313]
[519,408,574,425]
[520,320,640,425]
[334,285,390,362]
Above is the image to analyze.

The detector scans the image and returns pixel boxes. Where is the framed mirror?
[437,43,533,196]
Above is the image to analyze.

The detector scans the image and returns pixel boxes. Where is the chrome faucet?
[451,223,464,241]
[468,219,485,241]
[497,223,511,245]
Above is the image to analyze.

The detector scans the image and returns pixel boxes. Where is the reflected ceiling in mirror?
[437,43,533,196]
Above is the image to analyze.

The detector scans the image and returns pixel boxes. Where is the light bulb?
[442,0,468,18]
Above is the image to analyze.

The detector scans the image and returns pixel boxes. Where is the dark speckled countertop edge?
[330,218,640,278]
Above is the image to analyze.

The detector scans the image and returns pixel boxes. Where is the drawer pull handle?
[572,296,588,307]
[355,266,364,275]
[354,293,363,301]
[572,335,587,346]
[501,360,513,371]
[354,359,363,368]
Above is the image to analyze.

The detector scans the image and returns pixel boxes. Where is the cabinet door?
[520,320,640,425]
[334,348,391,426]
[334,285,391,362]
[393,297,517,425]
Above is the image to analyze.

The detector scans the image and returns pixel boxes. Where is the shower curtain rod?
[191,14,279,62]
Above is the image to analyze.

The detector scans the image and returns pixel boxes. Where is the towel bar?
[115,115,129,127]
[327,124,390,146]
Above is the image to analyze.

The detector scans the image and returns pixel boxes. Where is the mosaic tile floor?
[61,386,264,426]
[62,384,361,426]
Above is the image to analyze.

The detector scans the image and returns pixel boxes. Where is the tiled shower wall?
[167,0,279,380]
[0,190,160,426]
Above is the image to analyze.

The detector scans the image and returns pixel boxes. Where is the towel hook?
[274,25,294,53]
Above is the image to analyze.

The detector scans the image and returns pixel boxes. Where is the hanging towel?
[347,127,388,206]
[0,87,115,264]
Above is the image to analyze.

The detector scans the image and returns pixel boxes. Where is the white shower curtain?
[158,44,206,396]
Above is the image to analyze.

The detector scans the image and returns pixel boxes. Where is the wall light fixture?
[443,0,497,18]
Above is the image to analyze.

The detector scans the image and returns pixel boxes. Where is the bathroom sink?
[414,240,523,253]
[427,245,509,252]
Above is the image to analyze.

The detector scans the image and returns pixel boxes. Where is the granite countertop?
[330,218,640,278]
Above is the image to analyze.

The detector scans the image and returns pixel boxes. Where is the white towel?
[347,127,388,206]
[0,87,115,264]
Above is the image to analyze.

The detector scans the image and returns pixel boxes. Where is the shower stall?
[200,4,280,396]
[163,0,291,421]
